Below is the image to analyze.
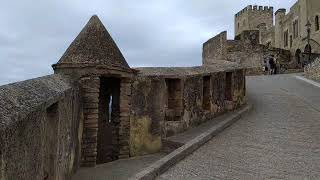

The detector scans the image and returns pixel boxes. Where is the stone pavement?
[72,153,165,180]
[159,74,320,179]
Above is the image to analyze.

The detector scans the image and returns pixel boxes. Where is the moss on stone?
[130,116,162,157]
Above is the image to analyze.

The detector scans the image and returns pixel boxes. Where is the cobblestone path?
[159,75,320,180]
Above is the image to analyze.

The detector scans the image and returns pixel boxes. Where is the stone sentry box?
[52,15,136,167]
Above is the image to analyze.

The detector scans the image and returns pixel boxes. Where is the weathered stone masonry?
[0,75,82,180]
[203,30,265,75]
[80,76,100,166]
[130,66,247,156]
[0,15,247,179]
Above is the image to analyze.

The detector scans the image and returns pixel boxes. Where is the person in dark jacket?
[269,55,276,75]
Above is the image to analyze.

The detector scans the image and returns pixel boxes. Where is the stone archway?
[80,76,132,167]
[295,49,302,65]
[96,77,120,164]
[304,44,312,53]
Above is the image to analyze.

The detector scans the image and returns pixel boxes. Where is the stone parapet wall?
[130,69,247,156]
[0,74,82,180]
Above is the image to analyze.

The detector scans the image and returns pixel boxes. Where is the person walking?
[269,55,276,75]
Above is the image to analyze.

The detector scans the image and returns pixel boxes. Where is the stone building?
[236,0,320,66]
[0,15,247,179]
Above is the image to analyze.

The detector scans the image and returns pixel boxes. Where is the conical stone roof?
[57,15,130,69]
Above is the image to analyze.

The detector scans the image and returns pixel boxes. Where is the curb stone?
[294,75,320,88]
[129,103,253,180]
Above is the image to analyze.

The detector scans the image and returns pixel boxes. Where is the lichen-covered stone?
[305,58,320,81]
[0,75,82,180]
[0,74,71,130]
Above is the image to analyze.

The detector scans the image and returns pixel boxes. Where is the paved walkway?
[159,74,320,179]
[72,153,165,180]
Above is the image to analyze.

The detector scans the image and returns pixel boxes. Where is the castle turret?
[235,5,273,37]
[52,15,135,166]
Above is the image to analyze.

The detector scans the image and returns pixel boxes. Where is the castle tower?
[53,15,135,167]
[235,5,274,38]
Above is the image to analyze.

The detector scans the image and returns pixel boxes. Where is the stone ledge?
[129,103,252,180]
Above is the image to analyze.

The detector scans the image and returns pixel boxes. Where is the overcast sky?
[0,0,296,85]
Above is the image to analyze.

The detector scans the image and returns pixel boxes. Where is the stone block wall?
[202,31,227,65]
[204,30,265,75]
[80,76,100,167]
[130,77,165,156]
[130,69,247,156]
[118,78,132,159]
[0,69,247,178]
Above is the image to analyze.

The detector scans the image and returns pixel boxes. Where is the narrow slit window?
[202,76,211,110]
[225,72,233,101]
[315,16,319,31]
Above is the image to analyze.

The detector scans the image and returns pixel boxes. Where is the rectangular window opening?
[284,30,288,47]
[293,20,299,38]
[166,79,182,111]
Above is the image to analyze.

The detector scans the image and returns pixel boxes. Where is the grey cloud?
[0,0,295,85]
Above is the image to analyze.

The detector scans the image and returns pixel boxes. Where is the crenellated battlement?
[235,5,273,18]
[235,5,274,37]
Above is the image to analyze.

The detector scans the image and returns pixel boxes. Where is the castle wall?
[235,9,249,37]
[130,76,166,156]
[203,30,265,75]
[130,69,246,155]
[202,31,227,65]
[0,75,83,180]
[0,67,248,178]
[260,26,275,47]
